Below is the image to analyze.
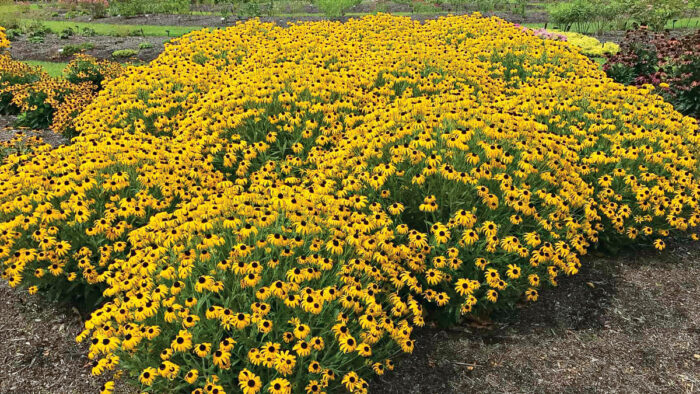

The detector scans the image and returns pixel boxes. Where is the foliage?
[58,27,75,39]
[604,28,700,118]
[63,54,123,87]
[0,54,44,114]
[622,0,689,30]
[235,0,275,17]
[28,35,45,44]
[60,0,109,18]
[509,0,529,17]
[4,28,20,40]
[548,0,694,33]
[547,0,627,33]
[112,48,138,58]
[411,2,441,13]
[61,42,95,56]
[138,42,154,50]
[314,0,361,17]
[0,15,699,394]
[21,20,50,38]
[391,0,440,13]
[0,46,122,134]
[108,0,190,17]
[547,0,594,32]
[81,26,97,36]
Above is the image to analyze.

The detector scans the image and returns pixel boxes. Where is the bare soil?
[9,34,168,63]
[373,239,700,394]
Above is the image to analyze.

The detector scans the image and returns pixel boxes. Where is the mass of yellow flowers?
[554,30,620,56]
[1,14,698,394]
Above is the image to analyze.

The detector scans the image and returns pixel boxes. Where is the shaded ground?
[373,239,700,393]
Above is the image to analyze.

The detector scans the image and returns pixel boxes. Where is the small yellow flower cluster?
[2,76,94,115]
[52,55,124,135]
[0,27,10,50]
[555,30,620,56]
[0,52,122,135]
[0,14,698,394]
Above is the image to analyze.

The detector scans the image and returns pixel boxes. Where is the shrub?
[622,0,688,30]
[547,0,629,33]
[314,0,361,17]
[63,54,123,87]
[0,15,698,394]
[60,0,109,18]
[81,27,97,37]
[547,0,596,32]
[58,27,75,39]
[61,42,95,57]
[4,28,21,41]
[604,28,700,118]
[0,55,44,114]
[21,20,50,38]
[108,0,190,17]
[7,78,91,129]
[112,49,138,58]
[235,0,275,17]
[0,43,122,134]
[138,42,154,50]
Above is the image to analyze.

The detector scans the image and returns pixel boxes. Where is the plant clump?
[605,28,700,119]
[0,40,123,135]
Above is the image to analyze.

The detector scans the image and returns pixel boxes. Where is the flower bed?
[604,28,700,119]
[0,27,123,136]
[0,14,698,394]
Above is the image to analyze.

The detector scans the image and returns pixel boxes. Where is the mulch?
[0,282,110,394]
[373,239,700,393]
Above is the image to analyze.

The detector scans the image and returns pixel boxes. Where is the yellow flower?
[267,378,291,394]
[139,367,157,386]
[653,239,666,250]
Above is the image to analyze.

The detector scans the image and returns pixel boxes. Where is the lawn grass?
[21,60,67,77]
